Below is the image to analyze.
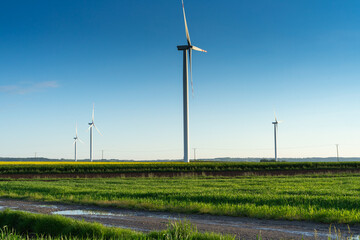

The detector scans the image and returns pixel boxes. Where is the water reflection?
[53,209,125,217]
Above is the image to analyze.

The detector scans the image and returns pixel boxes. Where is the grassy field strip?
[0,174,360,223]
[0,209,235,240]
[0,161,168,165]
[0,162,358,174]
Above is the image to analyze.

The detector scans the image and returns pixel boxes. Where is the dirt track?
[0,168,360,178]
[0,198,359,240]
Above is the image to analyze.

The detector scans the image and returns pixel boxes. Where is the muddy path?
[1,168,360,179]
[0,198,359,240]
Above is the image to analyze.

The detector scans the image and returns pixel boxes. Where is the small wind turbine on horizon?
[88,104,102,162]
[177,0,206,163]
[73,122,83,161]
[272,113,282,162]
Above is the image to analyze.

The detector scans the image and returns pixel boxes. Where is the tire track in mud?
[0,198,359,240]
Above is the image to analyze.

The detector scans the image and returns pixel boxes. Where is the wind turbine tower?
[272,113,282,162]
[73,123,83,161]
[177,0,206,163]
[88,104,102,162]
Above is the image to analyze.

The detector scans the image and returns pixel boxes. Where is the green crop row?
[1,174,360,224]
[0,209,234,240]
[0,162,359,175]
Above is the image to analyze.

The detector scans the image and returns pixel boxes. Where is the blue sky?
[1,0,360,160]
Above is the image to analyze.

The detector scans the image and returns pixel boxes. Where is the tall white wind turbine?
[73,122,83,161]
[177,0,206,163]
[272,113,282,162]
[88,104,102,162]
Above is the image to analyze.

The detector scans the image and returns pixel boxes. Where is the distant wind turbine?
[272,113,282,162]
[88,104,102,162]
[336,144,340,162]
[177,0,206,163]
[73,122,83,162]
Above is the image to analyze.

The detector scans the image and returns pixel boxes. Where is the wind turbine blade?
[94,125,103,136]
[182,0,191,46]
[92,103,95,122]
[88,124,93,131]
[78,138,84,144]
[274,111,277,122]
[73,140,76,145]
[192,46,207,53]
[189,49,194,97]
[76,122,78,135]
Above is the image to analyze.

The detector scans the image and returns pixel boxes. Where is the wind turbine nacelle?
[177,45,191,51]
[272,122,278,124]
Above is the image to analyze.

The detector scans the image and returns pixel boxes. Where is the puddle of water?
[52,209,181,221]
[0,206,18,210]
[37,205,59,209]
[52,209,126,217]
[257,227,340,239]
[145,214,180,221]
[53,210,155,232]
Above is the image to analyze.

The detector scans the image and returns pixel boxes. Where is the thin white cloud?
[0,81,59,94]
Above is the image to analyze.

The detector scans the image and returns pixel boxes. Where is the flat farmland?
[0,171,360,224]
[0,161,359,178]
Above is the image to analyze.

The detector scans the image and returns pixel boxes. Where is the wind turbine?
[88,104,102,162]
[272,113,282,162]
[73,122,83,161]
[177,0,206,163]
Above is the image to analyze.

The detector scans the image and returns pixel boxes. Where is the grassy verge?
[0,162,358,175]
[0,174,360,224]
[0,209,234,240]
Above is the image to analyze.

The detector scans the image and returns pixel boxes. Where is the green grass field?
[0,161,359,175]
[0,173,360,224]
